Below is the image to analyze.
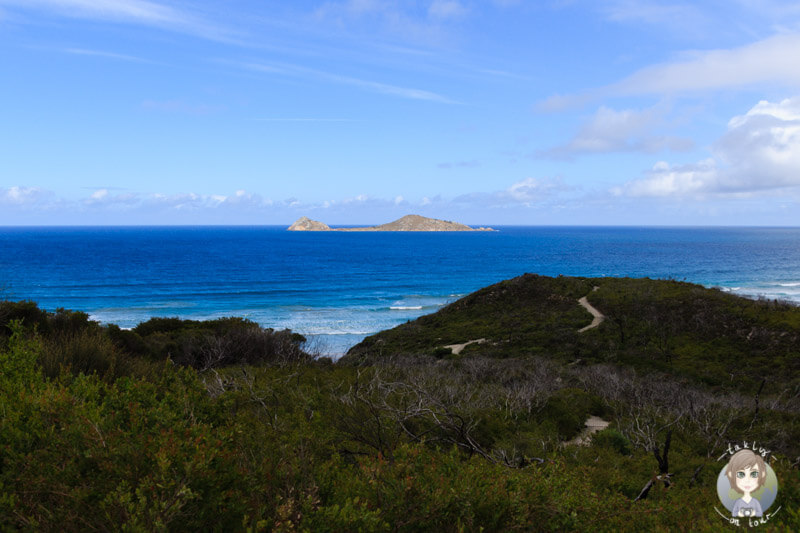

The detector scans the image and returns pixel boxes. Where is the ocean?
[1,226,799,356]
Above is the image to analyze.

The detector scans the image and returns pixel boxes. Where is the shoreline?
[34,280,800,362]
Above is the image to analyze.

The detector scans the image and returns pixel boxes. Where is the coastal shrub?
[345,273,595,361]
[309,443,742,532]
[39,329,157,381]
[591,428,633,455]
[0,320,41,387]
[132,316,193,336]
[1,321,799,531]
[0,342,248,531]
[0,300,49,336]
[129,317,312,369]
[590,278,800,389]
[171,326,311,369]
[4,286,800,531]
[49,307,99,336]
[106,323,149,356]
[313,445,530,531]
[539,388,604,440]
[40,329,117,379]
[133,316,259,337]
[432,346,452,358]
[0,301,100,339]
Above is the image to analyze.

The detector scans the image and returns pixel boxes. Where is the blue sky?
[2,0,800,225]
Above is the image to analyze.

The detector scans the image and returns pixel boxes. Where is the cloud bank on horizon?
[1,0,800,225]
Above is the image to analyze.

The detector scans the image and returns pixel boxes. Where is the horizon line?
[1,223,799,229]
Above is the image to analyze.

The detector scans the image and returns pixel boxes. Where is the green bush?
[540,388,604,440]
[129,317,312,369]
[40,329,125,380]
[591,428,632,455]
[0,300,49,337]
[49,307,99,336]
[0,344,247,531]
[432,346,453,358]
[106,323,149,357]
[132,316,194,336]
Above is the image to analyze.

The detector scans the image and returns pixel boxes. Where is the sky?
[2,0,800,225]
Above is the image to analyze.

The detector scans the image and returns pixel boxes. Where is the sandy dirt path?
[444,287,604,355]
[444,338,486,355]
[578,287,605,332]
[564,415,611,446]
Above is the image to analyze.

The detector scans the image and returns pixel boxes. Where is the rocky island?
[287,214,494,232]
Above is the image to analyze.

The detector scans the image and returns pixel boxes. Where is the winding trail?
[443,287,605,354]
[563,416,611,446]
[444,338,487,355]
[577,287,605,333]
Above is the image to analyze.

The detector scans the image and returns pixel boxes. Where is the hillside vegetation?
[346,274,800,390]
[1,275,799,531]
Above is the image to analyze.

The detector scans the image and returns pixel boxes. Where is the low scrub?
[3,284,800,531]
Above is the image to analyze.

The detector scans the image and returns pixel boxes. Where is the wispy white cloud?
[141,99,221,115]
[0,187,279,214]
[316,193,399,210]
[428,0,468,19]
[149,190,275,211]
[300,179,573,222]
[535,92,596,113]
[240,60,458,103]
[600,0,710,35]
[602,0,702,23]
[475,68,532,81]
[0,0,239,42]
[329,71,458,103]
[617,97,800,196]
[0,179,582,224]
[538,32,800,110]
[83,188,140,208]
[315,0,387,19]
[542,104,694,158]
[598,0,800,39]
[616,159,718,197]
[52,189,284,220]
[312,0,463,45]
[453,177,568,208]
[65,47,150,63]
[1,0,184,24]
[613,33,800,95]
[253,118,358,123]
[732,0,800,23]
[0,186,55,206]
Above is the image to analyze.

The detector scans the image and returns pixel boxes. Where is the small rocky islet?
[287,214,494,232]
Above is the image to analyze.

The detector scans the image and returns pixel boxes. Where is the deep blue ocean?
[1,226,799,356]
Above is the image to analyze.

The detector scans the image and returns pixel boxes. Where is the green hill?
[344,274,800,390]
